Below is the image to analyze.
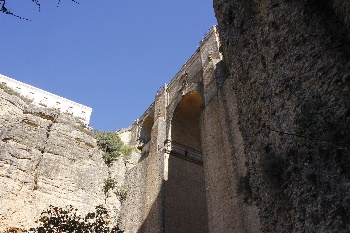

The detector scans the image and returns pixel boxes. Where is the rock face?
[0,89,109,230]
[2,2,350,231]
[214,0,350,232]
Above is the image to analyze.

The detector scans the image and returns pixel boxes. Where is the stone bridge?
[118,26,260,233]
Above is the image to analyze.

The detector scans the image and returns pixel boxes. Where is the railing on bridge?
[164,139,203,165]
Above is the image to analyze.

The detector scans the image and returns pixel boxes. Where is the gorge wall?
[2,1,350,232]
[214,0,350,232]
[0,89,132,231]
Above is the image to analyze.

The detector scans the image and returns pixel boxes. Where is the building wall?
[0,74,92,124]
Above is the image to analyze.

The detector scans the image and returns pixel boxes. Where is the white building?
[0,74,92,125]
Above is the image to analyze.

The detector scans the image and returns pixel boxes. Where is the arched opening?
[164,91,208,232]
[138,115,154,156]
[171,91,203,153]
[139,115,154,144]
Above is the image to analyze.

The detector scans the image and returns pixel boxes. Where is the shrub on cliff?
[94,131,123,166]
[27,205,123,233]
[103,178,128,202]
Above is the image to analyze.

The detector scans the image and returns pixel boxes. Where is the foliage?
[103,178,128,202]
[27,205,123,233]
[3,228,26,233]
[295,102,332,140]
[103,178,116,196]
[120,146,134,163]
[94,131,123,166]
[114,185,128,202]
[119,146,133,155]
[0,83,33,103]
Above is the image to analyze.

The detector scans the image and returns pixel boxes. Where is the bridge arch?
[139,115,154,144]
[138,115,154,156]
[164,90,208,232]
[170,91,203,154]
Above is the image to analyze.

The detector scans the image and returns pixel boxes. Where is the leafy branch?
[94,131,123,166]
[26,205,124,232]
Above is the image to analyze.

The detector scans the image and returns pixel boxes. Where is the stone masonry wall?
[120,26,261,233]
[201,77,261,233]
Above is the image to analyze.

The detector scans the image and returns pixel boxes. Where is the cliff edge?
[0,88,109,230]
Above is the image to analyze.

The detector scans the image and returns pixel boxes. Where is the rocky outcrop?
[0,89,109,230]
[214,0,350,232]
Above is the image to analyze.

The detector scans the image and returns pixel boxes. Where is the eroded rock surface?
[214,0,350,232]
[0,90,109,230]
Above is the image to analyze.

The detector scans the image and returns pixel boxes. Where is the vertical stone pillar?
[140,85,167,233]
[199,27,261,232]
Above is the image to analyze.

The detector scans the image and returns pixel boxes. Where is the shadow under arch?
[170,91,203,153]
[138,115,154,163]
[139,115,154,144]
[164,90,209,233]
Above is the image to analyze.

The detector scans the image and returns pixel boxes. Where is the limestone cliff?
[214,0,350,232]
[0,89,130,231]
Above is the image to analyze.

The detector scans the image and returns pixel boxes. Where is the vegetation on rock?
[0,83,33,103]
[103,178,128,202]
[114,185,128,203]
[103,178,116,196]
[25,205,123,232]
[94,131,123,166]
[94,131,134,166]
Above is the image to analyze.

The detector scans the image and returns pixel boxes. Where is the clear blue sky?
[0,0,217,131]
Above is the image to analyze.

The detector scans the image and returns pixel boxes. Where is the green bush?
[103,178,116,196]
[94,131,123,166]
[27,205,123,232]
[120,146,134,155]
[3,228,25,233]
[115,185,128,202]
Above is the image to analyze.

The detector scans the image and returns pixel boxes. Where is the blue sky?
[0,0,217,131]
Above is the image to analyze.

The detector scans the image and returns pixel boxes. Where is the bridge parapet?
[164,139,203,165]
